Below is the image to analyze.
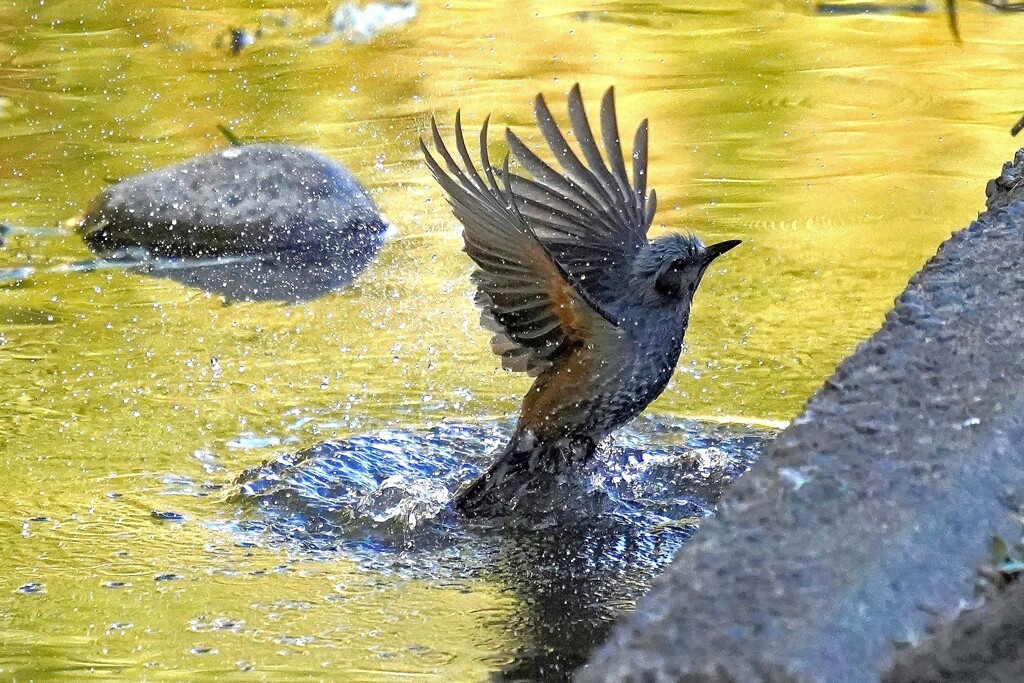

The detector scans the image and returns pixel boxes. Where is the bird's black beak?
[703,239,742,263]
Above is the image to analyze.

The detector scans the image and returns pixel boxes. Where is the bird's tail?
[452,438,534,517]
[452,430,595,517]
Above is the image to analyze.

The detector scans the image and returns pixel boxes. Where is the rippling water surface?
[1,0,1022,680]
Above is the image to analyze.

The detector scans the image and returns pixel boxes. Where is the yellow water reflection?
[1,0,1022,679]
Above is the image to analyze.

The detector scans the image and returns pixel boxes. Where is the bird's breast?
[518,328,684,441]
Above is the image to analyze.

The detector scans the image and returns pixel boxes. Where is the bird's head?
[634,233,741,308]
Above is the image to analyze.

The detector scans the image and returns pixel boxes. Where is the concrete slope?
[577,150,1024,683]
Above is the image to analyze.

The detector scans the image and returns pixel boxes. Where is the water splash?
[234,423,499,558]
[233,416,770,562]
[309,2,418,45]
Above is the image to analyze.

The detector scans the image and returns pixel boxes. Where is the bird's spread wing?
[504,84,656,311]
[422,112,621,377]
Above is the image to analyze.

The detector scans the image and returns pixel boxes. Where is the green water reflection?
[1,0,1022,680]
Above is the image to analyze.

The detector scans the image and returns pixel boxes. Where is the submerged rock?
[577,151,1024,682]
[813,1,932,15]
[219,27,256,55]
[77,144,391,302]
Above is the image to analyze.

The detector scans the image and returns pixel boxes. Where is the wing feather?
[504,130,604,223]
[633,118,649,207]
[507,84,656,309]
[645,188,657,231]
[533,94,615,216]
[421,113,621,377]
[599,87,639,227]
[566,84,624,213]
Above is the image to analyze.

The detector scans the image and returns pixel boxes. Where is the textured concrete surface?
[576,150,1024,683]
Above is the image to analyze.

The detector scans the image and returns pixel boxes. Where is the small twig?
[946,0,962,42]
[1012,114,1024,137]
[216,124,244,146]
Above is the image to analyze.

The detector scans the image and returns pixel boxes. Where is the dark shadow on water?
[0,250,381,303]
[813,2,931,15]
[489,509,696,681]
[126,249,381,303]
[231,417,774,681]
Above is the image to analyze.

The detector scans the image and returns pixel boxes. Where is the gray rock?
[78,144,390,301]
[985,148,1024,212]
[884,579,1024,683]
[576,150,1024,683]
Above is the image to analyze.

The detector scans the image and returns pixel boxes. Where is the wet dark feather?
[421,84,655,376]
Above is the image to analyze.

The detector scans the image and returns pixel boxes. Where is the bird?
[421,84,740,516]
